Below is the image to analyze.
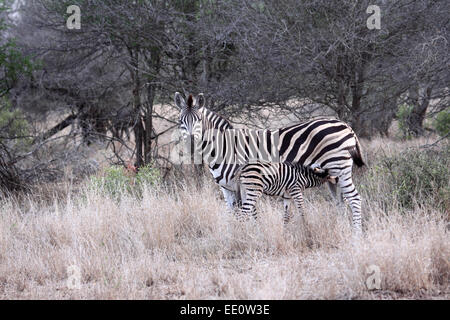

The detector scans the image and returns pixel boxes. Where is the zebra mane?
[201,107,234,131]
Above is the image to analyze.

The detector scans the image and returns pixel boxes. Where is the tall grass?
[0,137,448,299]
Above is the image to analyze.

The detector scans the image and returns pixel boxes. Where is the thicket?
[362,144,450,213]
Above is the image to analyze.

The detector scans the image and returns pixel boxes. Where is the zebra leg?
[327,181,343,205]
[240,186,263,221]
[337,171,362,233]
[328,181,346,217]
[288,187,305,220]
[221,187,237,209]
[282,196,292,224]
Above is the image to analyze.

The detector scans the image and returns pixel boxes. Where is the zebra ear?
[311,164,324,174]
[196,93,205,109]
[175,92,186,110]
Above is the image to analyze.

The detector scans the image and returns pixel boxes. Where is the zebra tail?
[350,134,365,167]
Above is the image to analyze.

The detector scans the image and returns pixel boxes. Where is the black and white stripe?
[175,92,365,232]
[236,162,338,223]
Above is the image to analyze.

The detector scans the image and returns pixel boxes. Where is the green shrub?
[88,163,161,200]
[88,165,132,200]
[378,145,449,211]
[135,163,161,189]
[0,99,31,149]
[434,110,450,137]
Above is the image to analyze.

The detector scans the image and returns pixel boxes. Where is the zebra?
[235,162,338,223]
[175,92,365,232]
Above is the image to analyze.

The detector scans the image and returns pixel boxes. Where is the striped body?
[236,162,338,223]
[175,93,364,232]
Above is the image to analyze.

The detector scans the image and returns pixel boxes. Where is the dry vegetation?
[0,136,448,300]
[1,0,448,301]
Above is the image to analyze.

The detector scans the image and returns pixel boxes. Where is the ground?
[0,125,448,299]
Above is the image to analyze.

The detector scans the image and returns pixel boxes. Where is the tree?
[210,0,449,138]
[0,0,38,192]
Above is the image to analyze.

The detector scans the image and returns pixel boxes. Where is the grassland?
[0,136,448,299]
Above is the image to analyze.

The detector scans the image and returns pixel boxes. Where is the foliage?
[88,163,161,200]
[0,0,38,193]
[1,0,447,192]
[89,166,131,199]
[434,109,450,138]
[378,146,450,211]
[135,163,161,189]
[0,41,35,95]
[0,98,31,147]
[0,0,35,96]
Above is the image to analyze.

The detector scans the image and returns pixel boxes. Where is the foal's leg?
[221,187,237,209]
[282,193,293,224]
[288,186,306,219]
[240,184,264,221]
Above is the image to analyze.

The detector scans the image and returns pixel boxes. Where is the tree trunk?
[130,48,144,168]
[143,45,161,166]
[351,102,398,138]
[144,84,155,164]
[376,93,400,137]
[406,86,432,136]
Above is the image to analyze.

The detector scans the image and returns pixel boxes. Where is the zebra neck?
[201,107,233,131]
[198,107,233,168]
[200,127,280,167]
[305,174,322,188]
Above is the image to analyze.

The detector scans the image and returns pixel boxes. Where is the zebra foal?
[236,162,338,223]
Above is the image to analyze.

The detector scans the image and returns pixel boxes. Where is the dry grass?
[0,136,449,300]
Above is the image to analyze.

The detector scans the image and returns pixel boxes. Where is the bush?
[135,163,161,189]
[0,99,31,149]
[434,110,450,137]
[88,165,132,200]
[0,99,33,193]
[88,163,161,200]
[378,145,449,211]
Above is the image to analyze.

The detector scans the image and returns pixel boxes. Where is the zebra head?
[175,92,205,141]
[310,164,339,184]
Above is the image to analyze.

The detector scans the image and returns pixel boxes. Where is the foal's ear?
[311,164,325,174]
[196,93,205,109]
[174,92,186,110]
[327,175,339,184]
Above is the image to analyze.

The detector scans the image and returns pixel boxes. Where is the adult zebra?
[175,92,365,231]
